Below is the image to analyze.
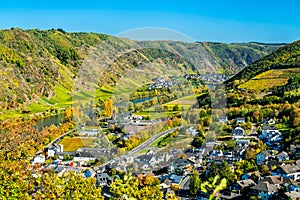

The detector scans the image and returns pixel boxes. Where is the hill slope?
[225,40,300,88]
[0,28,282,118]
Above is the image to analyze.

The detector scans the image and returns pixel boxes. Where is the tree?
[191,136,204,147]
[103,99,113,117]
[34,172,104,199]
[190,170,201,195]
[201,175,227,200]
[220,161,234,185]
[65,107,73,122]
[0,120,103,199]
[110,174,163,199]
[173,104,179,111]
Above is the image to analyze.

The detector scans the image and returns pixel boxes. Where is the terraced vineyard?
[238,68,300,91]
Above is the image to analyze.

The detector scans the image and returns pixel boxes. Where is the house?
[232,127,245,138]
[256,151,272,165]
[282,191,300,200]
[136,152,165,167]
[219,191,243,200]
[31,154,45,165]
[241,171,262,180]
[95,173,113,186]
[46,147,56,158]
[230,179,256,191]
[236,117,245,124]
[260,126,280,140]
[251,182,278,200]
[276,151,289,162]
[172,157,194,174]
[52,143,64,152]
[209,149,223,157]
[160,174,183,186]
[219,116,228,123]
[169,174,183,185]
[259,175,284,187]
[235,140,250,149]
[73,152,96,162]
[272,164,300,181]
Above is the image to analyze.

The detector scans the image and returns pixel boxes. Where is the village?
[30,107,300,200]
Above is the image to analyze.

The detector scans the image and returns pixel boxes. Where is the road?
[123,126,183,157]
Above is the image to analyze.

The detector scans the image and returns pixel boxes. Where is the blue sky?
[0,0,300,43]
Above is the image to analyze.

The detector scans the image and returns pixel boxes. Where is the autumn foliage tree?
[110,173,163,200]
[103,99,113,117]
[0,120,103,199]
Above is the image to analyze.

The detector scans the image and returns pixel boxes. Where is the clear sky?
[0,0,300,43]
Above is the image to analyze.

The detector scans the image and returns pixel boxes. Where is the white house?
[260,126,280,140]
[47,148,56,157]
[32,154,45,165]
[232,127,245,138]
[73,152,96,162]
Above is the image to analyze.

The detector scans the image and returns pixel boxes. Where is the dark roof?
[277,164,300,174]
[168,174,183,184]
[251,182,278,192]
[237,179,256,188]
[245,171,262,178]
[259,176,283,185]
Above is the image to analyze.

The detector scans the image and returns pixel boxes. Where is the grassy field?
[135,94,198,120]
[239,68,300,91]
[162,137,193,151]
[163,94,197,108]
[59,137,97,152]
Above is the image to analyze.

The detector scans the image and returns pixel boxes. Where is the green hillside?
[0,28,282,119]
[225,40,300,88]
